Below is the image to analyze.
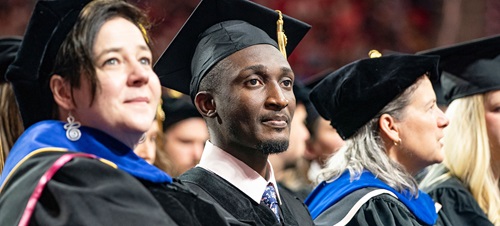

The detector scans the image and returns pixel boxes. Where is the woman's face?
[393,77,449,174]
[72,17,161,147]
[484,90,500,159]
[282,103,310,163]
[134,121,159,164]
[305,117,345,165]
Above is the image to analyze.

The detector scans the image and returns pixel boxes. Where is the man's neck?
[219,142,270,179]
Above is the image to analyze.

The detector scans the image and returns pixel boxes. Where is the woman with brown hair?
[0,1,229,225]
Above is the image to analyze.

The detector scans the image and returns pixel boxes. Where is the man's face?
[163,117,208,176]
[213,44,295,154]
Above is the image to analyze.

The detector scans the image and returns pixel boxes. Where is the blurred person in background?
[419,35,500,226]
[133,119,160,164]
[0,37,24,174]
[154,92,208,177]
[269,82,312,200]
[302,69,345,183]
[134,102,164,165]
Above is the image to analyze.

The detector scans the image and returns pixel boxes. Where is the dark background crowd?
[3,0,500,81]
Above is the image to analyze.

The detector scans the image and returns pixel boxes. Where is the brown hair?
[51,0,151,118]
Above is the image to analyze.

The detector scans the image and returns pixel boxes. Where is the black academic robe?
[313,187,434,226]
[423,176,494,226]
[179,167,314,226]
[277,182,311,202]
[0,151,231,226]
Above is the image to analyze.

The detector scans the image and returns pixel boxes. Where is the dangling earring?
[393,138,402,146]
[64,112,81,141]
[138,133,146,144]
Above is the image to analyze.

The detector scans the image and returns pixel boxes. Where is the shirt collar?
[198,141,281,204]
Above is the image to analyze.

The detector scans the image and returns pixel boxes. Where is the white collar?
[197,141,281,204]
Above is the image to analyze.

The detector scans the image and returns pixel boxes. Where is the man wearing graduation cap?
[154,0,313,225]
[418,35,500,226]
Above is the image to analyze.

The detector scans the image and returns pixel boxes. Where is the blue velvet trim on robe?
[305,170,437,225]
[1,120,172,186]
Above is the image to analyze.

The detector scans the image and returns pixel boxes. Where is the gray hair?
[317,76,425,197]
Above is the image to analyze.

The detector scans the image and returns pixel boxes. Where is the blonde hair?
[421,94,500,224]
[0,83,24,174]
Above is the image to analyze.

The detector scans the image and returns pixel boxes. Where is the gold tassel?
[139,23,149,44]
[368,49,382,58]
[167,89,183,99]
[275,10,288,58]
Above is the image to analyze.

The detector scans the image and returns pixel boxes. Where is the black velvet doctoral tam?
[309,54,440,140]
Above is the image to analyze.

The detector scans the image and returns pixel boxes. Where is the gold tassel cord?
[368,49,382,58]
[139,23,149,44]
[275,10,287,58]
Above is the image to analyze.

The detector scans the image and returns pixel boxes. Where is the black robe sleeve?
[347,194,426,226]
[314,190,429,226]
[426,178,493,226]
[0,152,177,226]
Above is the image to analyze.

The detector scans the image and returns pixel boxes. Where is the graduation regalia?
[181,167,314,226]
[417,34,500,226]
[153,0,310,99]
[423,174,493,226]
[0,0,232,225]
[304,53,443,225]
[153,0,312,225]
[305,171,438,226]
[0,121,230,225]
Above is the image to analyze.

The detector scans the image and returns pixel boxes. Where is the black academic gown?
[179,167,314,226]
[314,187,433,226]
[0,151,230,226]
[423,176,494,226]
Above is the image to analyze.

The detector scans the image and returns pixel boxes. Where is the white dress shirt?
[197,141,281,204]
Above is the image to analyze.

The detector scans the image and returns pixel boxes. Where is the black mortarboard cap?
[309,54,440,140]
[303,68,336,126]
[0,37,22,83]
[303,68,335,90]
[293,79,318,127]
[153,0,311,100]
[293,81,310,105]
[162,94,202,131]
[5,0,91,128]
[418,35,500,103]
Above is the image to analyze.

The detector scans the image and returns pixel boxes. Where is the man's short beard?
[256,140,289,155]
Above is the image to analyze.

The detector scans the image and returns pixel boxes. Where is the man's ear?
[194,91,217,118]
[50,75,74,110]
[378,113,400,143]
